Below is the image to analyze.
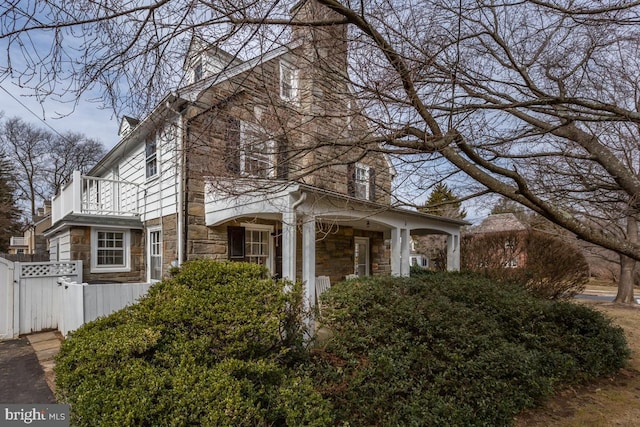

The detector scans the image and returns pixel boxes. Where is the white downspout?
[166,99,184,267]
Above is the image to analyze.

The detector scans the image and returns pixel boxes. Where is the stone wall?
[69,226,144,283]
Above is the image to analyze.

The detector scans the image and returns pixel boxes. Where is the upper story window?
[240,122,275,178]
[348,163,376,201]
[355,164,370,199]
[145,137,158,179]
[279,61,298,102]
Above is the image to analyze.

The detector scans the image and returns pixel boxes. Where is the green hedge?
[55,260,332,426]
[311,273,629,426]
[56,263,629,426]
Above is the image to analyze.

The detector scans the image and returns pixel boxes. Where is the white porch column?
[400,228,411,276]
[301,216,316,308]
[447,233,461,271]
[390,227,401,276]
[281,209,297,282]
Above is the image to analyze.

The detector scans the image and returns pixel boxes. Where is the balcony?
[51,171,141,225]
[9,237,28,247]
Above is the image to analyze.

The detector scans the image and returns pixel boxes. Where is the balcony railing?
[52,171,141,224]
[9,237,28,247]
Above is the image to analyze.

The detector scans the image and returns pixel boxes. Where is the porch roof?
[42,214,143,238]
[204,180,468,236]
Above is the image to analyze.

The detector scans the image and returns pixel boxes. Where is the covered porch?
[204,180,466,306]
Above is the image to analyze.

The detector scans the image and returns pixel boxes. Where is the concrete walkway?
[0,331,62,404]
[26,331,63,394]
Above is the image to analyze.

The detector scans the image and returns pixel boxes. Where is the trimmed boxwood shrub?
[56,263,629,427]
[311,273,629,426]
[55,260,332,426]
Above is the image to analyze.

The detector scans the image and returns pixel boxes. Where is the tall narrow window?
[241,122,275,178]
[279,61,298,101]
[149,229,162,281]
[145,137,158,178]
[354,237,370,277]
[354,164,370,200]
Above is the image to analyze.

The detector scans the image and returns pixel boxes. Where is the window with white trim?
[149,229,162,281]
[227,224,274,271]
[145,137,158,179]
[354,237,370,277]
[279,61,298,102]
[91,229,130,272]
[241,122,275,178]
[354,163,370,200]
[245,228,269,266]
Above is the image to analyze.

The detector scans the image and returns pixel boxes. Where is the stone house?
[43,0,466,302]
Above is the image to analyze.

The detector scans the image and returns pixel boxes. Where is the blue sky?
[0,81,120,150]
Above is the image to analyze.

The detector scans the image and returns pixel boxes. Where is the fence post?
[12,262,20,338]
[0,258,15,340]
[59,277,86,336]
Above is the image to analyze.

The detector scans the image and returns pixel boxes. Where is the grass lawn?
[516,299,640,426]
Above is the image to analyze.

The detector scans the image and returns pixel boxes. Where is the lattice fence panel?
[20,262,79,278]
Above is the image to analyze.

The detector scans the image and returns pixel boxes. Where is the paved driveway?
[0,337,55,404]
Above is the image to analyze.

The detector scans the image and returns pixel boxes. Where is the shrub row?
[56,263,629,426]
[311,273,629,426]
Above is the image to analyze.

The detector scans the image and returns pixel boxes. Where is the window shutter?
[369,168,376,201]
[276,137,289,179]
[225,118,240,174]
[347,163,355,197]
[227,226,245,261]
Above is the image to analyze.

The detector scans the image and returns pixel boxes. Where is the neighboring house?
[463,213,528,269]
[43,0,466,299]
[8,203,51,256]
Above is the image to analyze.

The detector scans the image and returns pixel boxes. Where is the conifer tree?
[421,183,467,219]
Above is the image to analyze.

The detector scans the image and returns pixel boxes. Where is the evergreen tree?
[0,150,22,252]
[421,183,467,219]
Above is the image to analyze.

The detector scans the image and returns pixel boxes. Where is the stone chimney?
[290,0,348,76]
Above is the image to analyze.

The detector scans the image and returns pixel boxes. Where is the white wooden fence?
[0,258,151,340]
[0,260,82,339]
[58,278,152,336]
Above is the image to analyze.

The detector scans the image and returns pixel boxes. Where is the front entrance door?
[354,237,370,277]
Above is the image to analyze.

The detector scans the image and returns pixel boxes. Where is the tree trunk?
[614,216,637,304]
[614,254,636,303]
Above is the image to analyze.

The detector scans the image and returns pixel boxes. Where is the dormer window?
[145,137,158,179]
[279,61,298,102]
[193,59,203,82]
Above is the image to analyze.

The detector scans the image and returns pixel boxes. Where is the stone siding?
[68,226,144,283]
